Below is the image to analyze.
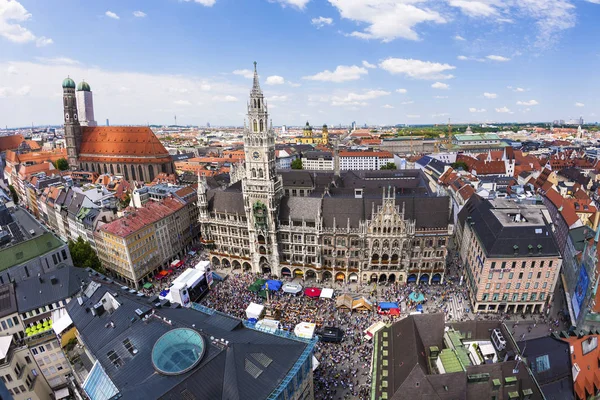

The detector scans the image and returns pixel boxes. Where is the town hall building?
[198,64,453,285]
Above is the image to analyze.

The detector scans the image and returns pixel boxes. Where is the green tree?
[120,193,131,209]
[380,162,397,170]
[68,237,103,272]
[451,161,470,171]
[8,185,18,204]
[291,158,303,169]
[54,158,69,171]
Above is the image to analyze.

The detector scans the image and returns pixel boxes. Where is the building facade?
[457,196,562,314]
[198,65,453,285]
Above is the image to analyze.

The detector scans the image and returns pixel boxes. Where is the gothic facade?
[198,65,453,284]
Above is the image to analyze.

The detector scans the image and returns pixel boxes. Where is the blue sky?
[1,0,600,127]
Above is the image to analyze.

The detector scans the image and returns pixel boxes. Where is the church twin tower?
[62,77,97,169]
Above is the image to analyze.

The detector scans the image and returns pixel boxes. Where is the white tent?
[255,319,280,333]
[320,288,334,299]
[52,309,73,336]
[195,260,210,273]
[246,302,265,320]
[0,336,12,360]
[294,322,316,339]
[312,355,320,371]
[282,282,303,294]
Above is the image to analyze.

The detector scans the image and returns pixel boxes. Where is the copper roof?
[80,126,170,159]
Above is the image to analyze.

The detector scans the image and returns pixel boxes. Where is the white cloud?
[133,11,147,18]
[183,0,216,6]
[486,55,510,62]
[396,88,407,94]
[0,60,250,126]
[303,65,368,83]
[454,35,466,41]
[382,104,394,109]
[406,114,420,118]
[457,55,469,60]
[449,0,576,48]
[36,36,52,47]
[496,106,512,113]
[483,92,497,99]
[266,75,285,85]
[311,16,333,28]
[213,95,238,102]
[233,69,254,79]
[328,0,446,42]
[379,58,455,80]
[331,89,390,106]
[514,87,525,92]
[469,107,486,113]
[0,0,52,45]
[575,102,585,107]
[449,0,497,17]
[270,0,310,9]
[35,57,80,65]
[401,100,414,105]
[288,81,301,87]
[270,95,288,102]
[105,11,120,20]
[362,60,377,69]
[516,99,538,106]
[431,82,449,90]
[434,95,448,99]
[0,84,30,97]
[174,100,191,106]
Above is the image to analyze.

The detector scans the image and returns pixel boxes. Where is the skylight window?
[107,350,124,368]
[123,338,138,356]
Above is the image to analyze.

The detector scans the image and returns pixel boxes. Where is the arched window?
[253,119,258,132]
[110,164,114,175]
[251,168,256,178]
[259,169,264,178]
[139,165,144,182]
[259,119,264,132]
[117,164,121,173]
[254,99,257,108]
[257,98,261,109]
[131,165,136,181]
[124,164,129,180]
[148,165,155,182]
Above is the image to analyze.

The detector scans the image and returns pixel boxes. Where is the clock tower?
[242,62,283,274]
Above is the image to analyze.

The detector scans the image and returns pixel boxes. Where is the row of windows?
[481,292,546,302]
[486,280,549,290]
[490,260,554,269]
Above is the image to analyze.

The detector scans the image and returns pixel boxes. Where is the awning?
[407,275,417,283]
[432,275,442,282]
[409,292,425,303]
[378,302,399,310]
[52,312,73,336]
[262,280,282,291]
[143,282,153,289]
[159,289,170,297]
[320,288,334,299]
[282,283,303,294]
[420,275,429,282]
[246,302,265,320]
[170,259,181,267]
[158,270,169,277]
[54,387,70,400]
[304,287,322,298]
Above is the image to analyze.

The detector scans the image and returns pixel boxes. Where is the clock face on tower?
[252,151,260,160]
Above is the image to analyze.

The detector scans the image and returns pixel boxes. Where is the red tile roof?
[100,197,184,237]
[79,126,170,161]
[562,335,600,400]
[0,135,24,152]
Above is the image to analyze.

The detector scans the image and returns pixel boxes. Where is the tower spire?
[252,61,261,95]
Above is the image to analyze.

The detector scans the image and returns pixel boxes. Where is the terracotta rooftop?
[79,126,170,160]
[562,335,600,400]
[100,197,184,238]
[0,134,24,152]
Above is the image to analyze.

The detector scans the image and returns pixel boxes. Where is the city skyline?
[1,0,599,127]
